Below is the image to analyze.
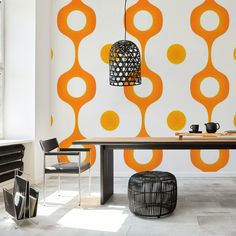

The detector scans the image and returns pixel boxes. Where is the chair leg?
[43,172,46,205]
[88,165,91,196]
[78,153,81,206]
[58,173,61,196]
[88,150,92,196]
[78,173,81,206]
[43,153,47,205]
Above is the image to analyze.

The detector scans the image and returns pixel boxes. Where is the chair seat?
[45,162,90,174]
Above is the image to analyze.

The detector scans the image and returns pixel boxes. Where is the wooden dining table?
[73,136,236,204]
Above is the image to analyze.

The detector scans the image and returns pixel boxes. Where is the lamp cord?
[124,0,127,41]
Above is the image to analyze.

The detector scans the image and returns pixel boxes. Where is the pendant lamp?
[109,0,141,86]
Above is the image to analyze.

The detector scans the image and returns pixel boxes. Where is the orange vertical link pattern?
[190,0,229,171]
[57,0,96,164]
[124,0,163,172]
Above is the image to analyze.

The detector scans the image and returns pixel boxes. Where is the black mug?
[205,122,220,133]
[190,124,199,133]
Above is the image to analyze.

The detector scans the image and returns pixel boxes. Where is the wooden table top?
[73,136,236,145]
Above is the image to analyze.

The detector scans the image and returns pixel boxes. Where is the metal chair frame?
[39,138,91,206]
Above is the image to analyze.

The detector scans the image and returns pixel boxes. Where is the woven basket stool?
[128,171,177,218]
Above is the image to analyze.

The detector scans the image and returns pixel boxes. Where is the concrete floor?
[1,176,236,235]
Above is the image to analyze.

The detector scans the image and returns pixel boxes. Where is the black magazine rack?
[3,171,39,220]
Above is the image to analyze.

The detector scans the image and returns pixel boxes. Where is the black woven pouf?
[128,171,177,218]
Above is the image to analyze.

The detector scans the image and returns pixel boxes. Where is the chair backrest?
[39,138,59,152]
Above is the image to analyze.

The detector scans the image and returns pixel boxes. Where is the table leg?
[100,145,114,204]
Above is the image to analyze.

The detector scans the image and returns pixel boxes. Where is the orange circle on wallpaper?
[167,110,186,131]
[50,115,54,127]
[167,44,186,64]
[234,48,236,61]
[234,114,236,127]
[101,110,120,131]
[50,48,54,60]
[100,44,112,64]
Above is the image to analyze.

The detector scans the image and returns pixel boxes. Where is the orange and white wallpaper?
[50,0,236,175]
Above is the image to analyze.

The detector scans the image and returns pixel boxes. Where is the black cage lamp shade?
[109,40,141,86]
[109,0,142,86]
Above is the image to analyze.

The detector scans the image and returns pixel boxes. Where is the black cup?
[205,122,220,133]
[190,124,199,133]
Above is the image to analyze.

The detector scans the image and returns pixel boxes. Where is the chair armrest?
[59,148,90,152]
[44,151,80,156]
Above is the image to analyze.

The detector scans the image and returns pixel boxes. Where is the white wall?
[3,0,36,183]
[34,0,52,183]
[4,0,35,139]
[3,0,51,183]
[51,0,236,177]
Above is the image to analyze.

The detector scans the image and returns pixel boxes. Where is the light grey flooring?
[1,176,236,235]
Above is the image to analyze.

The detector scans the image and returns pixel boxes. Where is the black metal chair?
[39,138,91,206]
